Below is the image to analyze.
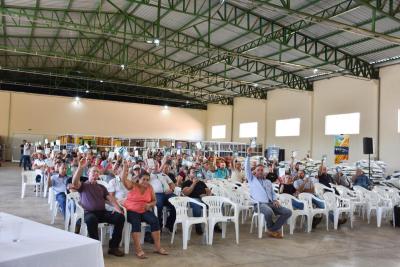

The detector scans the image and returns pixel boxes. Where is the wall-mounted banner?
[334,135,350,164]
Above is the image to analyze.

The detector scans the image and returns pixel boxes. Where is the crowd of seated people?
[20,142,380,260]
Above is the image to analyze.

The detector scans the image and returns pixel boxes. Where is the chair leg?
[21,184,25,199]
[377,208,383,228]
[250,215,255,233]
[333,211,339,230]
[208,220,215,245]
[307,215,313,233]
[182,222,189,250]
[258,215,263,239]
[171,223,177,244]
[235,221,239,244]
[221,222,227,239]
[124,224,130,254]
[289,217,295,235]
[140,226,145,244]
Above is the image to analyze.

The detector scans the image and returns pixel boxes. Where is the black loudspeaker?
[279,149,285,162]
[363,137,373,154]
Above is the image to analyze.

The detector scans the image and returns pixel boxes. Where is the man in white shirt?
[150,162,176,232]
[108,168,129,203]
[22,142,32,170]
[230,160,245,183]
[32,151,46,183]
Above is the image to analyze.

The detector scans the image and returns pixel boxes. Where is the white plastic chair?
[314,183,334,198]
[298,193,329,231]
[336,185,366,217]
[278,194,311,234]
[249,198,267,238]
[323,192,353,230]
[168,197,208,250]
[69,192,113,244]
[224,187,252,222]
[65,192,79,231]
[49,188,60,224]
[21,171,41,198]
[202,196,239,245]
[364,190,392,227]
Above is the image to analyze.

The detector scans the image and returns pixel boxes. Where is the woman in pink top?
[121,161,168,259]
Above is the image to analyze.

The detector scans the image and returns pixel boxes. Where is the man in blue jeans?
[150,162,176,232]
[48,162,69,218]
[181,167,212,235]
[245,147,292,239]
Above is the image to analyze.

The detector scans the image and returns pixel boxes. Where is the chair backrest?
[174,186,182,196]
[314,183,326,198]
[169,197,190,219]
[277,193,294,210]
[22,171,38,185]
[298,193,314,210]
[210,185,227,197]
[99,175,108,182]
[322,192,337,210]
[365,190,380,207]
[96,180,109,189]
[202,196,232,217]
[67,191,81,203]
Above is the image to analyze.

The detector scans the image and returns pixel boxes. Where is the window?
[275,118,301,137]
[239,122,258,138]
[211,125,226,139]
[325,112,360,135]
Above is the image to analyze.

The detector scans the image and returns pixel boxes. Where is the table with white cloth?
[0,212,104,267]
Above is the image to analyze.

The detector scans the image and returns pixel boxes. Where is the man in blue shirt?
[352,169,371,189]
[245,147,292,238]
[48,162,69,218]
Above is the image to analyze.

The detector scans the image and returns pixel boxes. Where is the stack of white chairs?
[202,196,239,245]
[314,183,334,199]
[334,185,366,217]
[169,197,208,250]
[323,192,353,230]
[359,187,393,227]
[21,171,41,198]
[298,193,329,231]
[278,193,311,234]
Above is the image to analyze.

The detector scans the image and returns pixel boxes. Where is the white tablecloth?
[0,212,104,267]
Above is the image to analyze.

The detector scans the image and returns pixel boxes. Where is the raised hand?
[78,157,88,169]
[247,147,252,155]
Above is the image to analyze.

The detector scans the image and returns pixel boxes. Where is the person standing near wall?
[22,141,32,170]
[19,140,26,167]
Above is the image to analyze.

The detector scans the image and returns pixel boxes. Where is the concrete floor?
[1,162,400,267]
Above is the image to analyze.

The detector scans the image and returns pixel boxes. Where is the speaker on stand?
[363,137,373,180]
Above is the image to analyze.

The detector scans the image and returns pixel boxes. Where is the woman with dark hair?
[121,161,168,259]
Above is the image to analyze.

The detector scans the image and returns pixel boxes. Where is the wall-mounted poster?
[334,135,350,164]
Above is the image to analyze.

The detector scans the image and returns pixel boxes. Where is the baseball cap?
[133,164,141,170]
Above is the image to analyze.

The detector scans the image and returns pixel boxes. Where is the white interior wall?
[266,89,313,160]
[312,76,379,164]
[379,64,400,172]
[232,97,267,144]
[205,104,233,141]
[3,91,206,141]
